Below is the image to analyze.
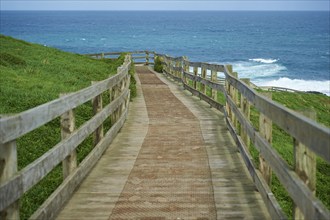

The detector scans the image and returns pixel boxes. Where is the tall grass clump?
[154,56,163,73]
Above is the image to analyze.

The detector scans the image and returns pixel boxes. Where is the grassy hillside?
[0,35,134,219]
[249,90,330,218]
[195,78,329,218]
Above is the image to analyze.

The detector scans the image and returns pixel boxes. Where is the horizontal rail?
[183,84,224,112]
[0,62,130,144]
[30,104,129,220]
[0,54,132,219]
[225,116,287,219]
[224,71,330,163]
[183,71,225,93]
[0,88,129,211]
[226,93,329,219]
[156,51,330,220]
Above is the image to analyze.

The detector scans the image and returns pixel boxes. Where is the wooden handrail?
[157,52,330,220]
[0,55,132,219]
[87,51,155,65]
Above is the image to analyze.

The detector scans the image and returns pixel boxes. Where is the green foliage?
[154,56,163,73]
[0,34,126,219]
[129,61,137,100]
[0,52,26,66]
[198,81,330,217]
[249,90,330,217]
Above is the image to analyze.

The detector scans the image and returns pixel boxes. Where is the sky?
[1,0,329,11]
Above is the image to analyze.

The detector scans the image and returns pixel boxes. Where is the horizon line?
[1,9,329,11]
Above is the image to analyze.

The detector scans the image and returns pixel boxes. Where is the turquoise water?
[1,11,329,94]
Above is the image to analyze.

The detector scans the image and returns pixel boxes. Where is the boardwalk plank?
[57,66,270,220]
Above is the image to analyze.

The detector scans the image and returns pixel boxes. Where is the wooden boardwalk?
[57,66,270,219]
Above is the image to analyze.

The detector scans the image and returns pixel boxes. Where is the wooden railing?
[0,55,132,219]
[87,51,155,65]
[156,53,330,220]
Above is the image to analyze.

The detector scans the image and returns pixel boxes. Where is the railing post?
[181,57,187,86]
[91,82,104,146]
[109,89,115,124]
[201,65,206,95]
[0,139,19,220]
[120,67,127,114]
[259,93,273,185]
[193,66,198,90]
[225,65,233,120]
[164,56,168,75]
[293,109,317,219]
[240,78,251,150]
[211,69,217,100]
[175,60,178,78]
[231,72,238,128]
[146,51,149,66]
[101,53,104,59]
[169,60,173,76]
[60,94,77,179]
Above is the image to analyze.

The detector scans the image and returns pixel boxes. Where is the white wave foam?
[232,61,286,79]
[256,77,330,96]
[249,58,278,64]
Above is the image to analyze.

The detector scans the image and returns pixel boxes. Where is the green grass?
[154,56,163,73]
[195,79,329,218]
[229,89,330,218]
[255,91,330,218]
[0,35,135,219]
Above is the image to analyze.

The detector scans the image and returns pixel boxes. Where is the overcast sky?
[1,0,329,11]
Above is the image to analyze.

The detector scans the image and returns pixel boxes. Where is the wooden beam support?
[240,78,251,150]
[0,140,19,220]
[259,93,273,185]
[60,94,77,179]
[92,82,104,146]
[293,109,317,219]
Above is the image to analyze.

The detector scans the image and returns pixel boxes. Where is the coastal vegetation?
[213,85,330,217]
[249,91,329,217]
[0,35,135,219]
[1,34,328,219]
[154,56,163,73]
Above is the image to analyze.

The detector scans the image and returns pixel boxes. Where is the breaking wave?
[257,77,330,96]
[232,59,286,79]
[249,58,278,64]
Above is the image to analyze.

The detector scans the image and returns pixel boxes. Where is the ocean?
[1,11,329,95]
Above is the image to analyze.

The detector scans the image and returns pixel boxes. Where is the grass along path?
[174,70,329,218]
[0,35,135,219]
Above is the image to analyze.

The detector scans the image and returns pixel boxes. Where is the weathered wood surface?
[0,88,129,212]
[91,82,104,146]
[293,110,317,220]
[259,93,272,186]
[0,141,19,219]
[152,67,270,219]
[31,106,129,220]
[60,93,77,180]
[0,64,130,144]
[224,68,330,163]
[183,71,225,93]
[57,71,149,220]
[161,54,329,163]
[226,94,330,219]
[225,117,286,219]
[160,52,329,219]
[57,66,270,219]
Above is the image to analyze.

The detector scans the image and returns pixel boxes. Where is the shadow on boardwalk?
[57,66,270,219]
